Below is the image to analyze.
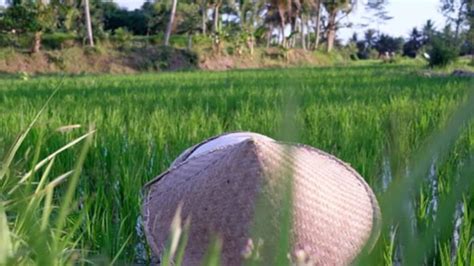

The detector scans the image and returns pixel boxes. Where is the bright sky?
[115,0,447,40]
[115,0,144,10]
[339,0,446,41]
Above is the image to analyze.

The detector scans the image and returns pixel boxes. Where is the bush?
[0,47,16,61]
[356,48,379,60]
[132,46,198,71]
[0,33,15,47]
[42,32,77,50]
[131,34,194,48]
[112,27,133,49]
[428,41,459,67]
[84,45,106,56]
[428,29,460,67]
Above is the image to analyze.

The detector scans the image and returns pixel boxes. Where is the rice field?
[0,65,473,265]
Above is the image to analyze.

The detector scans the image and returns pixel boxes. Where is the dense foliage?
[0,0,471,66]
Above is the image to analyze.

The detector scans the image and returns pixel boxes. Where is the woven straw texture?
[143,133,381,265]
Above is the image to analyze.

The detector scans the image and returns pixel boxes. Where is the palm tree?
[312,0,322,49]
[31,1,57,53]
[209,0,222,33]
[164,0,178,45]
[84,0,94,47]
[198,0,208,35]
[269,0,292,47]
[364,28,377,49]
[422,19,435,45]
[322,0,353,52]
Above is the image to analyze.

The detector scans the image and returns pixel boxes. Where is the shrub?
[42,32,77,50]
[192,34,212,46]
[428,40,459,67]
[46,52,66,70]
[428,28,460,67]
[84,45,106,56]
[0,33,15,47]
[357,48,379,60]
[0,47,16,61]
[113,27,133,49]
[173,36,188,47]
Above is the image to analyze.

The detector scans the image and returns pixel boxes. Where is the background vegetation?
[0,0,472,71]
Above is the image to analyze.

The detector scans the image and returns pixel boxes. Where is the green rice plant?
[0,64,472,264]
[160,204,190,266]
[0,119,95,264]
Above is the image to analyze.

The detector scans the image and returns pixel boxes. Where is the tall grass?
[0,98,96,264]
[0,65,472,264]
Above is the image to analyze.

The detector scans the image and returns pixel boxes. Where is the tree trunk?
[31,31,42,53]
[187,33,193,50]
[290,18,296,48]
[201,6,207,35]
[84,0,94,47]
[267,25,273,48]
[306,22,310,48]
[164,0,178,46]
[280,24,286,47]
[213,4,220,33]
[246,35,254,55]
[326,9,337,52]
[313,0,322,50]
[279,9,286,47]
[300,16,306,50]
[237,6,243,30]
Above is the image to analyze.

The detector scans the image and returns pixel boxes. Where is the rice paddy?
[0,65,473,265]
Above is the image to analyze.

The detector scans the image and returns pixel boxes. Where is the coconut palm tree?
[322,0,354,52]
[208,0,222,33]
[269,0,292,47]
[422,19,436,44]
[84,0,94,47]
[198,0,208,35]
[164,0,178,45]
[311,0,322,49]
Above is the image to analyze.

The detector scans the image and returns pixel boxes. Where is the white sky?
[115,0,447,40]
[339,0,446,41]
[115,0,144,10]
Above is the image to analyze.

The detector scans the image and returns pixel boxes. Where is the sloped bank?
[0,46,198,74]
[0,46,339,74]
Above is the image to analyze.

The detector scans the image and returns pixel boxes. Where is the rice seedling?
[0,64,472,264]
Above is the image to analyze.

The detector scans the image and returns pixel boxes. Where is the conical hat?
[143,132,381,265]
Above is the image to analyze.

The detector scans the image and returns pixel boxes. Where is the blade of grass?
[0,79,63,181]
[54,125,95,248]
[110,234,133,265]
[201,235,223,266]
[9,129,96,195]
[174,217,191,266]
[161,203,185,266]
[0,202,12,264]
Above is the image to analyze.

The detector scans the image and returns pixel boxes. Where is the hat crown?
[143,132,381,265]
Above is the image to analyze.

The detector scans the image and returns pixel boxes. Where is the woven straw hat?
[143,132,381,265]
